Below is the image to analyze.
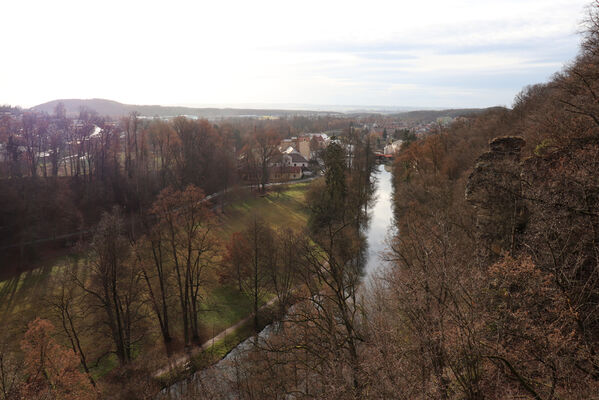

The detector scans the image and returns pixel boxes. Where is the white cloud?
[0,0,591,108]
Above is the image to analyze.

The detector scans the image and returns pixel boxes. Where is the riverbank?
[154,294,280,389]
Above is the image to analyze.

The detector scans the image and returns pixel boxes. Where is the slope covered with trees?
[370,4,599,398]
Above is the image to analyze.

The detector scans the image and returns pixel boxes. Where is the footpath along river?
[158,163,396,399]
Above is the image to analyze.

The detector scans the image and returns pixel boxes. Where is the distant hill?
[31,98,494,122]
[390,107,503,122]
[31,98,344,119]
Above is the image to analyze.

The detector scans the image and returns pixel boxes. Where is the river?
[158,163,396,399]
[363,163,395,279]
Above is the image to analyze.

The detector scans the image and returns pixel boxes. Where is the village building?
[384,139,404,155]
[278,133,330,162]
[276,147,309,168]
[270,165,302,181]
[265,147,309,182]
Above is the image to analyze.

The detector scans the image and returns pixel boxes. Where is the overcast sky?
[1,0,591,109]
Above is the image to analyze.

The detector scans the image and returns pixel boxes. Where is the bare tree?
[269,228,301,316]
[133,228,174,352]
[241,215,275,331]
[152,185,219,346]
[74,207,144,365]
[48,266,95,386]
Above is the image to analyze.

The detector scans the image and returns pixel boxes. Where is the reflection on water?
[362,163,395,279]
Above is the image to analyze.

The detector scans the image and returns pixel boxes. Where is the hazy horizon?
[30,98,456,113]
[2,0,590,109]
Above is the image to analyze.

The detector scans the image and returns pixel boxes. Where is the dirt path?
[154,296,278,378]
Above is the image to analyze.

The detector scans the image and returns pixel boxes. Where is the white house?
[286,152,309,168]
[384,140,404,155]
[274,147,309,168]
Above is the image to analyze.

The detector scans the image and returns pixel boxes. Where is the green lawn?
[217,182,310,237]
[0,261,69,342]
[199,285,254,332]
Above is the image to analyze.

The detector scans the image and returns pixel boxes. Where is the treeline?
[173,3,599,399]
[0,107,350,268]
[0,110,235,264]
[0,105,21,115]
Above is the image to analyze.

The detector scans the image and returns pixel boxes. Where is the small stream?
[159,164,396,399]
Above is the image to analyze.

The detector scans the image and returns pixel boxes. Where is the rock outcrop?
[466,136,527,259]
[467,134,599,342]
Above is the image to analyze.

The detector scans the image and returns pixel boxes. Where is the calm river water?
[363,163,395,279]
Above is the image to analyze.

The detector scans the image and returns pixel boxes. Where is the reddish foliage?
[20,318,96,400]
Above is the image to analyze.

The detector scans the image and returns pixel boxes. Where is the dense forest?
[377,8,599,398]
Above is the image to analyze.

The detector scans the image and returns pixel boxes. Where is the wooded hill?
[389,106,501,122]
[379,6,599,398]
[31,98,490,122]
[31,99,344,119]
